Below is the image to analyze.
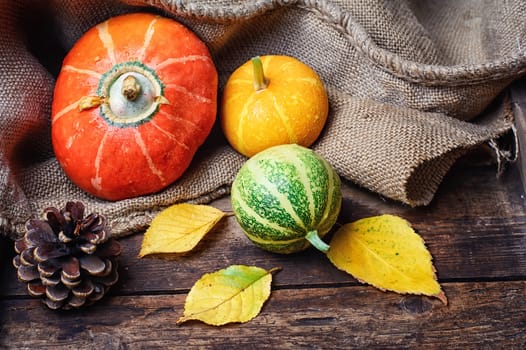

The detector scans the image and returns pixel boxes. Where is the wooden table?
[1,155,525,349]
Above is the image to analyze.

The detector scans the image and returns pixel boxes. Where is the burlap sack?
[1,0,525,240]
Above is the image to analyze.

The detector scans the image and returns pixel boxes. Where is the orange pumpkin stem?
[251,56,268,91]
[121,75,141,101]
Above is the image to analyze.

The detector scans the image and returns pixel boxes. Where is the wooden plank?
[1,281,525,349]
[2,211,525,296]
[1,163,525,297]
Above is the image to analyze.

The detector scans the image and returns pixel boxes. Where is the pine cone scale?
[88,285,106,301]
[46,283,69,302]
[27,281,46,296]
[12,255,21,269]
[80,213,104,233]
[17,265,39,282]
[14,239,28,254]
[41,274,60,286]
[44,207,67,231]
[72,279,95,298]
[61,275,82,288]
[20,248,37,266]
[37,260,60,278]
[78,255,106,275]
[96,240,122,258]
[25,221,57,244]
[68,295,87,308]
[95,259,113,277]
[61,256,81,280]
[92,268,119,286]
[79,243,97,255]
[33,243,69,262]
[65,201,84,222]
[43,298,64,310]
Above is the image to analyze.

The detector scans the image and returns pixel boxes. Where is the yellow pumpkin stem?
[251,56,268,91]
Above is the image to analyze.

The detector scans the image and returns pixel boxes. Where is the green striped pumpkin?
[231,144,342,254]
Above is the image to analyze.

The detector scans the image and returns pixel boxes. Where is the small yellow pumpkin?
[221,55,328,157]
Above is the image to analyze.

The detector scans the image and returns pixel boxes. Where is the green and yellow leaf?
[327,214,447,304]
[139,203,225,257]
[177,265,280,326]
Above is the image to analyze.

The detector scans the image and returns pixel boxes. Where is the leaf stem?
[251,56,268,91]
[268,266,283,275]
[305,230,330,253]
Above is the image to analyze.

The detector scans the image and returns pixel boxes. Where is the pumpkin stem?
[305,230,330,253]
[251,56,268,91]
[122,75,141,101]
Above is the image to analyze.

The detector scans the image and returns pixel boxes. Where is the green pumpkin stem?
[251,56,268,91]
[305,230,330,253]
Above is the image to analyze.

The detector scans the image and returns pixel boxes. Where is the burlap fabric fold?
[1,0,526,240]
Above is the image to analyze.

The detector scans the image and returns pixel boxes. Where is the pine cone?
[12,201,122,310]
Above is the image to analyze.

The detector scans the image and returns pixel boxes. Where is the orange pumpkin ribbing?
[51,13,217,200]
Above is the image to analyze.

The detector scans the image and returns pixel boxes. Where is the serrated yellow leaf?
[177,265,280,326]
[138,203,225,257]
[327,214,447,304]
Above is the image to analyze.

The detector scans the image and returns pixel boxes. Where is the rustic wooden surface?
[1,156,525,349]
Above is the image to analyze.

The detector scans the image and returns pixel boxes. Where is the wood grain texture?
[1,282,525,349]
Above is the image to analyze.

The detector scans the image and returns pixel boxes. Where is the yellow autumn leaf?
[327,214,447,304]
[138,203,225,257]
[177,265,280,326]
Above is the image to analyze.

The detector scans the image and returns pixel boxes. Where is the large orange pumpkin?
[51,13,217,201]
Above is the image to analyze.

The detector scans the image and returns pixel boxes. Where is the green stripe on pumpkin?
[231,190,304,241]
[233,167,305,233]
[315,155,342,235]
[246,157,308,230]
